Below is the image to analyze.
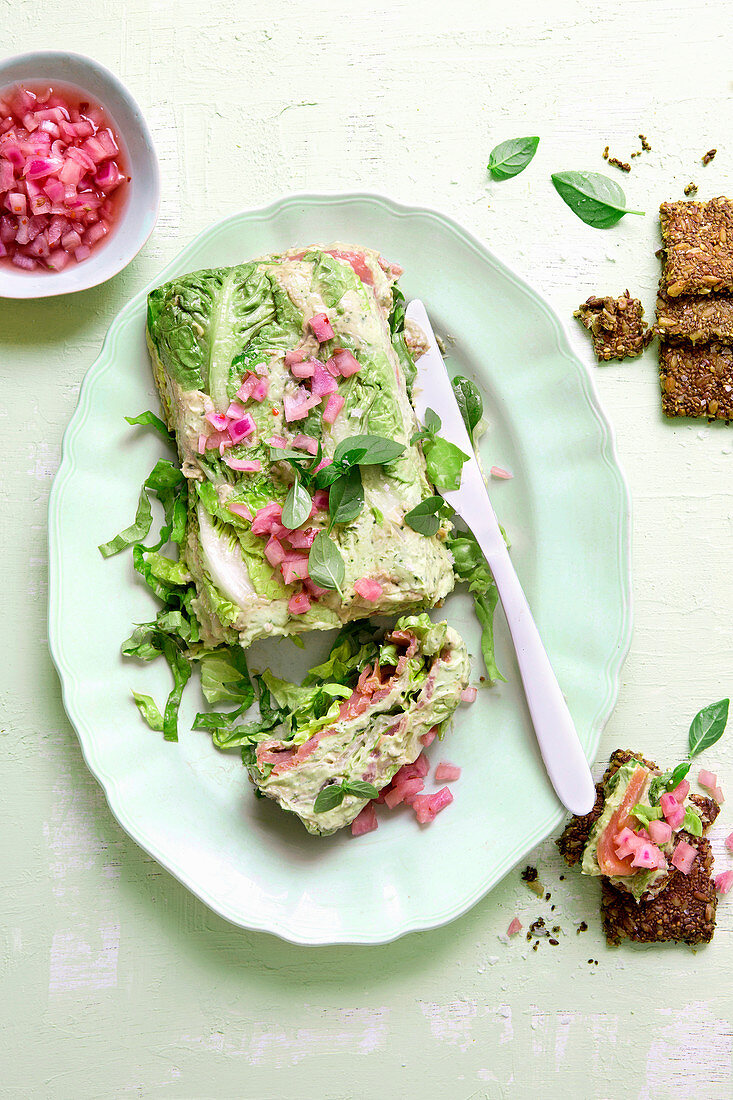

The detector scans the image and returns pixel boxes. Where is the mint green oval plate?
[48,193,631,945]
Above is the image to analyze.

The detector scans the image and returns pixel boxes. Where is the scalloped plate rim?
[47,191,632,945]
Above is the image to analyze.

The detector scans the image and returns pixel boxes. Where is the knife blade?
[406,298,595,816]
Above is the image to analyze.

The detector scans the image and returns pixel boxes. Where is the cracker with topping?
[601,835,717,945]
[659,340,733,419]
[660,196,733,297]
[574,291,652,362]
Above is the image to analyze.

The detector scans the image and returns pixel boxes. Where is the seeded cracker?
[655,289,733,345]
[660,196,733,297]
[601,835,717,945]
[659,341,733,419]
[574,291,652,362]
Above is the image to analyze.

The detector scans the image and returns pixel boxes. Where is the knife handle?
[477,534,596,816]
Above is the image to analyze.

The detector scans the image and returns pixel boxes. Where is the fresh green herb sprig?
[452,376,483,443]
[487,136,539,180]
[404,495,454,537]
[314,779,379,813]
[551,171,644,229]
[411,408,469,492]
[648,698,729,804]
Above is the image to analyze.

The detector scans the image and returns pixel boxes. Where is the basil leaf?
[688,698,729,758]
[308,531,345,594]
[314,461,348,489]
[328,466,364,527]
[424,437,469,492]
[334,434,405,467]
[487,136,539,180]
[131,691,164,731]
[631,803,663,829]
[682,807,703,837]
[314,785,346,813]
[424,409,442,437]
[551,171,644,229]
[404,495,450,537]
[124,411,176,447]
[666,761,691,790]
[389,286,406,335]
[342,780,378,799]
[98,485,153,557]
[282,478,312,529]
[452,376,483,441]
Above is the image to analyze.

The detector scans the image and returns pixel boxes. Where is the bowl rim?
[0,49,160,300]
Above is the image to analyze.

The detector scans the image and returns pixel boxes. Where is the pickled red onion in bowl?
[0,81,128,273]
[0,51,159,299]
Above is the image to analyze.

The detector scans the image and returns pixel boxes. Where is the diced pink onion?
[264,536,285,566]
[413,786,453,825]
[309,312,335,342]
[354,577,383,602]
[312,489,330,511]
[507,917,523,936]
[648,819,672,845]
[227,501,253,521]
[286,526,317,550]
[631,842,664,870]
[288,590,311,615]
[460,686,478,704]
[311,360,339,397]
[384,777,424,808]
[291,434,318,455]
[236,374,257,402]
[725,831,733,853]
[715,870,733,895]
[205,411,228,431]
[351,801,378,837]
[251,502,283,535]
[267,435,287,448]
[660,792,685,829]
[281,556,310,585]
[283,392,321,422]
[322,394,345,424]
[671,839,697,875]
[228,414,255,444]
[223,456,261,472]
[291,358,316,379]
[670,779,690,803]
[420,727,438,747]
[435,762,461,783]
[330,348,361,377]
[490,466,513,480]
[698,769,718,790]
[225,401,246,420]
[284,348,304,367]
[251,377,269,402]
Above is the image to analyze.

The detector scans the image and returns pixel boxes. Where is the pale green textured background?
[1,1,732,1097]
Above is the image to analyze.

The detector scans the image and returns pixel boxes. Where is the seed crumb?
[702,148,717,166]
[549,938,559,946]
[639,134,651,151]
[602,145,609,160]
[544,891,551,902]
[608,155,631,173]
[684,182,699,196]
[577,921,589,935]
[532,941,539,952]
[631,151,641,158]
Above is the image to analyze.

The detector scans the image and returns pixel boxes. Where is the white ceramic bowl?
[0,51,159,299]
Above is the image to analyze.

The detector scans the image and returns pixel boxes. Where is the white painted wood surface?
[1,1,732,1096]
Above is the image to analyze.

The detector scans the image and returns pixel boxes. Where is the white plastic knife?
[406,299,596,816]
